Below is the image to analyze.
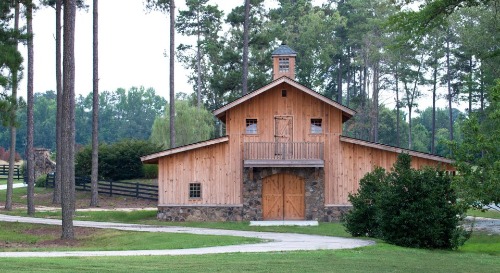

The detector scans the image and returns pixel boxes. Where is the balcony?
[243,142,324,167]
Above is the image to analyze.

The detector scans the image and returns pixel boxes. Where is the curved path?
[0,214,374,258]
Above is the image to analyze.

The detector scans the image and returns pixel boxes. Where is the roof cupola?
[271,43,297,80]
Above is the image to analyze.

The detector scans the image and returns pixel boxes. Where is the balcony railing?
[243,142,324,161]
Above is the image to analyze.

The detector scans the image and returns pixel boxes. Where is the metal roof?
[271,44,297,56]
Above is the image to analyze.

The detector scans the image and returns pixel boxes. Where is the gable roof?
[213,76,356,122]
[140,136,229,164]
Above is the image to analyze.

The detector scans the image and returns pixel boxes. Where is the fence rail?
[0,165,22,180]
[46,173,158,201]
[243,142,324,160]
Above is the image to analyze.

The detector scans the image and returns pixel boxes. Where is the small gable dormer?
[272,43,297,80]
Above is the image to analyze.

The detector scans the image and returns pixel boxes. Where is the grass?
[0,210,498,272]
[0,178,24,185]
[468,209,500,219]
[0,221,260,252]
[0,240,498,272]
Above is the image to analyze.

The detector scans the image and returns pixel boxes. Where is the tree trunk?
[371,63,379,143]
[395,64,400,148]
[346,47,351,107]
[90,0,99,207]
[54,0,62,205]
[196,13,202,108]
[26,0,35,216]
[446,33,453,142]
[468,56,473,116]
[5,1,19,211]
[337,57,342,103]
[242,0,250,95]
[61,0,76,240]
[169,0,176,148]
[431,60,437,154]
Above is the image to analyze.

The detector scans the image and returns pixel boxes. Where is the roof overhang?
[213,77,356,122]
[340,136,454,164]
[140,136,229,164]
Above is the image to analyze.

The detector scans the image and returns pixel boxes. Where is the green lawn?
[0,178,24,185]
[0,221,260,252]
[0,210,498,272]
[0,241,498,273]
[468,209,500,219]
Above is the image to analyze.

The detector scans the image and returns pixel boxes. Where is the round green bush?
[35,174,47,187]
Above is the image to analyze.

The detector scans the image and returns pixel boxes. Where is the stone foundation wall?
[323,206,352,222]
[157,206,243,222]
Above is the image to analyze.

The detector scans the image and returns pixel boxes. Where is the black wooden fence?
[46,173,158,201]
[0,165,22,180]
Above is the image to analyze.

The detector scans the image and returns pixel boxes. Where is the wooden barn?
[141,44,454,222]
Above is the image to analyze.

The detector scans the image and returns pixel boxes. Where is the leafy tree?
[75,139,162,181]
[451,80,500,209]
[150,100,214,148]
[343,153,469,249]
[177,0,223,107]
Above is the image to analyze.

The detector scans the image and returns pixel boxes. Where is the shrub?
[143,164,158,179]
[342,167,387,237]
[342,153,469,249]
[75,139,162,181]
[35,174,47,187]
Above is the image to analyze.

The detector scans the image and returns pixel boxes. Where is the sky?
[17,0,458,115]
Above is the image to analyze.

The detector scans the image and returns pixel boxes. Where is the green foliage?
[451,80,500,208]
[150,100,215,148]
[342,167,387,237]
[343,153,469,249]
[142,164,158,179]
[75,139,162,181]
[35,174,47,187]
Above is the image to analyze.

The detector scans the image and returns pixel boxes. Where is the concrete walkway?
[0,214,374,258]
[0,183,26,190]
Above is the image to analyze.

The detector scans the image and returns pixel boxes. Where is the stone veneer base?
[157,205,352,222]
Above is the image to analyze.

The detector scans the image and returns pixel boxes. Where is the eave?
[340,136,454,164]
[140,136,229,164]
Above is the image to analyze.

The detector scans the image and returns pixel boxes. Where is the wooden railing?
[0,164,22,180]
[46,173,158,201]
[244,142,324,160]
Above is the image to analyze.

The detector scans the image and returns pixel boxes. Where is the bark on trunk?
[169,0,176,148]
[431,61,437,154]
[446,34,453,142]
[54,0,62,205]
[395,64,400,148]
[371,63,379,143]
[61,0,76,240]
[90,0,99,207]
[5,1,20,211]
[242,0,250,96]
[337,58,342,103]
[26,0,35,216]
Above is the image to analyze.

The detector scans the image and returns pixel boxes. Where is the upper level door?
[274,116,293,158]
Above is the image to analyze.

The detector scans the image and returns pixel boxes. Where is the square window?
[282,89,287,97]
[311,119,322,134]
[246,119,258,134]
[279,58,289,72]
[189,183,201,199]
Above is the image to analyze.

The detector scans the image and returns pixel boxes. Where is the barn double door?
[262,173,305,220]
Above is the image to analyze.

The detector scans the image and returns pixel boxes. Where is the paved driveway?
[0,214,374,258]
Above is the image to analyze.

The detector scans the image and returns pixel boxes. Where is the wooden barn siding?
[326,142,454,205]
[226,83,343,204]
[158,141,241,205]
